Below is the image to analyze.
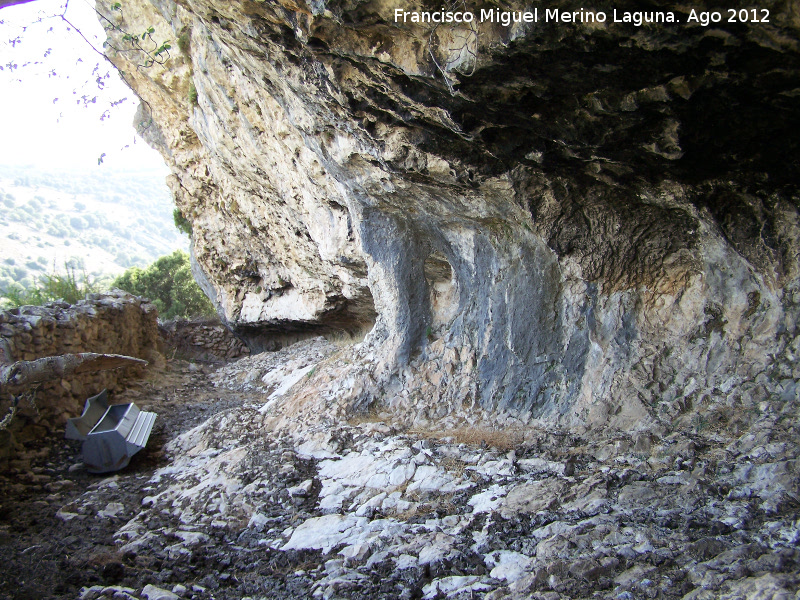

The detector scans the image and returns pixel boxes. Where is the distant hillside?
[0,165,187,291]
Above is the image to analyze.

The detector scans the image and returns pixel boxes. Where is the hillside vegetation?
[0,164,187,292]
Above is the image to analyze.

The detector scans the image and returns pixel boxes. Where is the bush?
[0,266,98,309]
[0,252,214,320]
[112,250,215,319]
[70,216,88,230]
[188,82,198,106]
[173,208,192,236]
[177,28,191,55]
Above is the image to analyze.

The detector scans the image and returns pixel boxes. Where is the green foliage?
[188,82,198,106]
[173,208,192,236]
[0,251,213,320]
[177,28,191,55]
[154,41,172,58]
[101,4,172,72]
[0,266,98,309]
[112,250,214,319]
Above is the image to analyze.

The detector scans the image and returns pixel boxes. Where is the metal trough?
[65,389,156,473]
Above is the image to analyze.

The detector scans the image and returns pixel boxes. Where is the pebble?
[141,584,179,600]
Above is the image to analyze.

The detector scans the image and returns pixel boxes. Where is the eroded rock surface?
[97,0,800,430]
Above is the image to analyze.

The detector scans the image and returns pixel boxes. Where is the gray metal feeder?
[65,389,156,473]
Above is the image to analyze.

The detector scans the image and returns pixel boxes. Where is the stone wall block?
[0,291,161,456]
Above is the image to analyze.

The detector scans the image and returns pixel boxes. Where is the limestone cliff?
[98,0,800,431]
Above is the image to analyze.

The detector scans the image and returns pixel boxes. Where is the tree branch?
[1,352,147,395]
[0,0,39,10]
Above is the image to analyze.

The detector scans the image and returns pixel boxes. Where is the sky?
[0,0,166,170]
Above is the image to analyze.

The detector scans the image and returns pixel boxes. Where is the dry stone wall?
[0,291,160,456]
[159,318,249,362]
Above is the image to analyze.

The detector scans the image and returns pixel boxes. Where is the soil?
[0,359,275,600]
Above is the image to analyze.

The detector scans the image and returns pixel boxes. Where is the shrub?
[188,82,198,106]
[0,253,214,320]
[0,266,98,309]
[112,250,215,319]
[173,208,192,235]
[177,28,191,55]
[70,216,88,230]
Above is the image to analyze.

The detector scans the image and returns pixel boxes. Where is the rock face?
[99,0,800,428]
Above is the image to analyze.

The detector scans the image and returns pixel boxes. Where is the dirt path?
[0,359,261,600]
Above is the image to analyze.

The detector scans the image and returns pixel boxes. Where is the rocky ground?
[1,338,799,600]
